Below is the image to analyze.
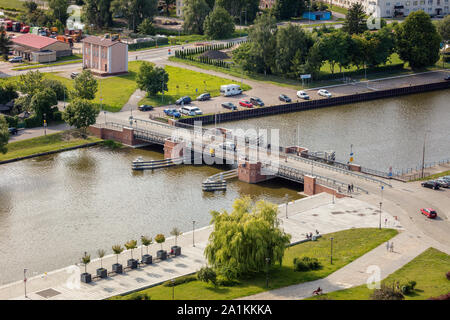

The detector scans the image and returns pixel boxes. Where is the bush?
[371,283,404,300]
[24,115,42,128]
[4,115,18,128]
[100,140,123,149]
[163,275,197,287]
[43,79,67,101]
[293,257,322,272]
[197,267,217,286]
[53,111,62,122]
[126,293,150,300]
[216,277,239,287]
[400,280,417,294]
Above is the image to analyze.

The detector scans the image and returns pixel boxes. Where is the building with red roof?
[12,34,72,62]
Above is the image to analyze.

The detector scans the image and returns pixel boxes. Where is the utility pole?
[24,269,27,298]
[285,194,289,219]
[421,130,430,178]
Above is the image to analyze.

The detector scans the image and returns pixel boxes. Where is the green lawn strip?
[307,247,450,300]
[329,5,349,15]
[409,170,450,182]
[12,60,82,71]
[0,131,102,162]
[111,228,397,300]
[138,65,251,107]
[0,0,24,10]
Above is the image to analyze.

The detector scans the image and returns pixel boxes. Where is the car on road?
[8,56,22,63]
[8,127,18,135]
[420,208,437,219]
[250,97,264,107]
[421,180,440,190]
[164,108,181,118]
[221,102,237,110]
[197,93,211,101]
[445,75,450,81]
[318,89,332,98]
[279,94,291,103]
[138,104,153,111]
[239,100,253,108]
[179,106,202,116]
[434,178,449,188]
[297,91,310,100]
[175,96,192,105]
[70,72,80,79]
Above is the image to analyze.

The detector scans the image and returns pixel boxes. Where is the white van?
[220,84,242,97]
[179,106,203,116]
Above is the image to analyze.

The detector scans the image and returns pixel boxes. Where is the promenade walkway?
[1,194,404,300]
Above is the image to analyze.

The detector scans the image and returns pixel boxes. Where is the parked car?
[8,127,18,135]
[175,96,192,105]
[420,208,437,219]
[164,108,181,118]
[221,102,237,110]
[434,178,449,188]
[318,89,332,98]
[421,181,440,190]
[445,75,450,81]
[8,56,22,63]
[297,90,310,100]
[279,94,291,103]
[179,106,202,116]
[239,100,253,108]
[197,93,211,101]
[70,72,80,79]
[138,104,153,111]
[250,97,264,106]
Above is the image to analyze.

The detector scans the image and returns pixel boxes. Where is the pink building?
[82,36,128,76]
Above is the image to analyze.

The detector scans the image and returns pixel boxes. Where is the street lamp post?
[171,279,175,300]
[421,130,431,178]
[379,201,382,230]
[43,113,47,136]
[192,220,196,247]
[330,237,334,264]
[265,257,270,288]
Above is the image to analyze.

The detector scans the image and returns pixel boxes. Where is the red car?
[239,100,253,108]
[420,208,437,219]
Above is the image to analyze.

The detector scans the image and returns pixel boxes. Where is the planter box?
[80,272,92,283]
[127,259,138,269]
[96,268,107,278]
[142,254,152,264]
[157,250,167,260]
[112,263,123,274]
[171,246,181,256]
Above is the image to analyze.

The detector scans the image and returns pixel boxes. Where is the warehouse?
[12,34,72,62]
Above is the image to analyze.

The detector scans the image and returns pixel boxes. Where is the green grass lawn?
[0,131,101,162]
[111,228,397,300]
[139,65,251,107]
[0,0,24,10]
[308,248,450,300]
[329,5,349,15]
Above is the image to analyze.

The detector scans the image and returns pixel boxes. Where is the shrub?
[127,293,150,300]
[216,277,239,287]
[24,115,42,128]
[446,271,450,280]
[293,257,322,272]
[371,283,404,300]
[100,140,123,149]
[53,111,62,122]
[163,275,197,287]
[197,267,217,286]
[4,115,18,128]
[401,280,417,294]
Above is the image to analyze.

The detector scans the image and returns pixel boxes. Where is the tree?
[232,41,265,73]
[204,6,235,40]
[83,0,114,29]
[81,252,91,274]
[343,3,368,35]
[163,0,175,15]
[136,62,169,96]
[273,0,306,21]
[31,88,57,120]
[140,236,152,255]
[320,30,353,73]
[155,234,166,250]
[23,1,38,13]
[170,227,182,246]
[204,197,291,279]
[63,99,99,134]
[0,83,18,105]
[436,15,450,41]
[43,79,67,101]
[73,70,98,100]
[97,249,106,269]
[124,240,138,260]
[371,283,404,300]
[112,244,124,264]
[0,115,9,154]
[112,0,158,32]
[49,0,69,23]
[183,0,211,35]
[0,27,12,61]
[138,18,155,36]
[216,0,260,23]
[395,11,442,69]
[197,266,217,286]
[17,71,44,96]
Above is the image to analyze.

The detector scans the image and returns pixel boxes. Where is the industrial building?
[11,34,72,63]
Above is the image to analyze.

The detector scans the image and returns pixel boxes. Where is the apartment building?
[176,0,185,17]
[82,36,128,76]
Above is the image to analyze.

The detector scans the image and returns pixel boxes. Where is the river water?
[0,89,449,285]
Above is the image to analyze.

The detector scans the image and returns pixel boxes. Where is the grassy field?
[111,228,397,300]
[0,0,24,10]
[308,248,450,300]
[0,131,101,162]
[329,5,349,15]
[139,65,251,107]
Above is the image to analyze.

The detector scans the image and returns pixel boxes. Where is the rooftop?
[82,35,125,47]
[12,34,59,49]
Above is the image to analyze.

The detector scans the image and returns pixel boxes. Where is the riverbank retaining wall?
[178,81,450,126]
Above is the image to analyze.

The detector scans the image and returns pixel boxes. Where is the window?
[386,2,391,5]
[420,0,425,4]
[413,1,418,5]
[428,0,432,4]
[386,9,391,14]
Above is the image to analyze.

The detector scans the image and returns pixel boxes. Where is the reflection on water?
[0,145,302,285]
[218,90,450,172]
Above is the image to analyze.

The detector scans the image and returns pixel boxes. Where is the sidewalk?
[8,123,71,142]
[0,194,401,300]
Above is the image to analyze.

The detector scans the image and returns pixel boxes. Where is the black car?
[279,94,291,103]
[8,127,18,135]
[221,102,237,110]
[250,97,264,106]
[175,96,192,105]
[138,104,153,111]
[197,93,211,101]
[70,72,80,79]
[445,75,450,81]
[421,181,440,190]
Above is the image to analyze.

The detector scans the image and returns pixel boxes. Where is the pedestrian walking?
[390,242,394,252]
[384,218,388,226]
[351,184,354,192]
[386,241,390,252]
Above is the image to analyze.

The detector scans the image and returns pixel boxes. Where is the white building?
[176,0,185,17]
[329,0,449,18]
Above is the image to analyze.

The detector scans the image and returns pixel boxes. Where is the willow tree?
[204,197,291,280]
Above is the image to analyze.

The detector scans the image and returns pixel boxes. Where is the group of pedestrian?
[347,183,354,193]
[306,230,320,240]
[386,241,394,252]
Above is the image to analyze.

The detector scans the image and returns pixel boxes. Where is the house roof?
[12,34,59,50]
[82,36,125,47]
